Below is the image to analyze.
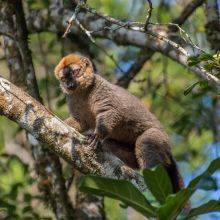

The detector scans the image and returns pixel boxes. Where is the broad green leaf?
[143,166,173,204]
[158,158,220,220]
[158,189,190,220]
[188,158,220,189]
[194,176,217,191]
[187,200,220,218]
[79,175,157,218]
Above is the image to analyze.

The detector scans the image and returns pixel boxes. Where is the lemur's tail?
[165,154,184,193]
[165,155,191,212]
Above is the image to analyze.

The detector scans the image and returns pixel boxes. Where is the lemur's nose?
[63,66,72,76]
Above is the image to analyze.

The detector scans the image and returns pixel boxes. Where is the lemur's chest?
[68,95,96,128]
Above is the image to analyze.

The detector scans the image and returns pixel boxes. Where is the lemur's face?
[59,64,81,91]
[54,55,95,94]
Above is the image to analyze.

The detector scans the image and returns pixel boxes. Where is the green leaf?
[158,158,220,220]
[143,166,173,204]
[183,82,199,96]
[105,198,127,220]
[203,63,213,71]
[199,53,214,61]
[195,176,217,191]
[188,158,220,189]
[158,189,190,220]
[187,56,200,66]
[22,205,33,214]
[199,81,210,90]
[79,175,157,218]
[187,200,220,218]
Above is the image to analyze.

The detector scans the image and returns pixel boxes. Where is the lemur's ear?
[80,57,91,67]
[54,54,81,78]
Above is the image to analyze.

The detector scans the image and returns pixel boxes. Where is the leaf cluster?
[80,158,220,219]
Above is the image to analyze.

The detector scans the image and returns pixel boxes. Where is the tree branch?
[116,49,154,88]
[25,6,220,90]
[0,75,146,192]
[205,0,220,50]
[115,0,213,88]
[144,0,153,30]
[173,0,206,25]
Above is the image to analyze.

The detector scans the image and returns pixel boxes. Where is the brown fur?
[55,54,184,193]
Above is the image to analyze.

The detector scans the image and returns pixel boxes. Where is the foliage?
[185,52,220,94]
[0,119,53,219]
[0,154,51,219]
[80,158,220,220]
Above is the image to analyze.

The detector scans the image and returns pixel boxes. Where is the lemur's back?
[84,74,167,144]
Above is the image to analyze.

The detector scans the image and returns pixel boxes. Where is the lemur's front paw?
[86,133,101,149]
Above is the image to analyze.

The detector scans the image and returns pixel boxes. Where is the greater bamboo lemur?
[54,54,183,193]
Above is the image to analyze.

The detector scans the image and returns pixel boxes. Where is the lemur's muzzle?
[66,80,77,89]
[62,66,77,89]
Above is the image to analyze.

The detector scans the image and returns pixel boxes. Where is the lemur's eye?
[71,67,80,76]
[63,66,72,76]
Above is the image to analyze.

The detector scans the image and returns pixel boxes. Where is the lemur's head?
[54,54,95,94]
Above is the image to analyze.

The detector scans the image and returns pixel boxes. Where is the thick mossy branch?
[0,75,146,191]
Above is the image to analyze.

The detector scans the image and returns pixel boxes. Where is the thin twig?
[0,31,26,63]
[74,3,189,57]
[149,22,205,53]
[77,1,205,57]
[0,31,15,40]
[60,1,219,88]
[145,29,189,56]
[63,0,83,36]
[62,0,95,42]
[116,49,154,88]
[144,0,153,30]
[63,1,84,37]
[63,1,124,72]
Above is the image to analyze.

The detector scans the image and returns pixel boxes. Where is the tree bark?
[205,0,220,50]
